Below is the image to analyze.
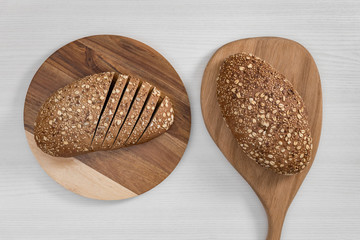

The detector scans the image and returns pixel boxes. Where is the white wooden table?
[1,0,359,239]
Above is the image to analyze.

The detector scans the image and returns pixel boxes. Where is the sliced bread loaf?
[34,72,175,157]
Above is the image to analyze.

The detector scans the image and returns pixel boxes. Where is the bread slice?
[91,74,127,150]
[137,96,174,144]
[125,87,161,146]
[101,76,140,149]
[216,53,312,175]
[112,81,151,149]
[34,72,114,157]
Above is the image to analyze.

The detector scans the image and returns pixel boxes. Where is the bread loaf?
[34,72,174,157]
[216,53,312,175]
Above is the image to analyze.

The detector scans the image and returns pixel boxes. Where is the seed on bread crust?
[137,96,174,144]
[34,72,114,157]
[91,74,128,150]
[112,81,151,149]
[125,87,161,146]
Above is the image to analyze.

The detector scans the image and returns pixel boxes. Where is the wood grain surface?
[201,37,322,239]
[23,35,191,200]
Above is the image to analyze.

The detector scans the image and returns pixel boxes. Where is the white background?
[1,0,359,239]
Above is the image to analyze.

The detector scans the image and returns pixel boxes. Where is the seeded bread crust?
[102,77,140,149]
[112,81,151,149]
[34,72,113,157]
[216,53,313,175]
[138,96,174,144]
[125,87,161,146]
[91,74,127,150]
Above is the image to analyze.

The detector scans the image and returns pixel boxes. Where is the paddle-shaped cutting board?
[201,37,322,239]
[24,35,191,200]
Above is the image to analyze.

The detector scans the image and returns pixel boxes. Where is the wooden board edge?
[25,131,138,200]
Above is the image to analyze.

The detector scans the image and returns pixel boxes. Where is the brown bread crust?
[102,76,140,149]
[112,81,151,149]
[91,74,127,150]
[34,72,113,157]
[125,87,161,146]
[137,96,174,145]
[216,53,312,175]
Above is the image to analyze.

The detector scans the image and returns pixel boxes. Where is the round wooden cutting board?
[24,35,191,200]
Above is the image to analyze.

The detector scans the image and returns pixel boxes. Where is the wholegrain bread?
[34,72,175,157]
[216,53,312,175]
[102,76,140,149]
[138,96,174,144]
[34,72,114,157]
[112,81,151,149]
[91,74,127,150]
[125,87,161,145]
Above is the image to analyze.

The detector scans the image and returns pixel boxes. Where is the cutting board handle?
[201,37,322,239]
[266,207,287,240]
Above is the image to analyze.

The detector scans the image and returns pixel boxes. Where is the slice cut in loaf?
[125,87,161,146]
[137,96,174,144]
[102,76,140,149]
[216,53,312,175]
[34,72,175,157]
[112,81,151,149]
[91,74,127,150]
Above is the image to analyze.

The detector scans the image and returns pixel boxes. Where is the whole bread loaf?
[34,72,174,157]
[216,53,312,175]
